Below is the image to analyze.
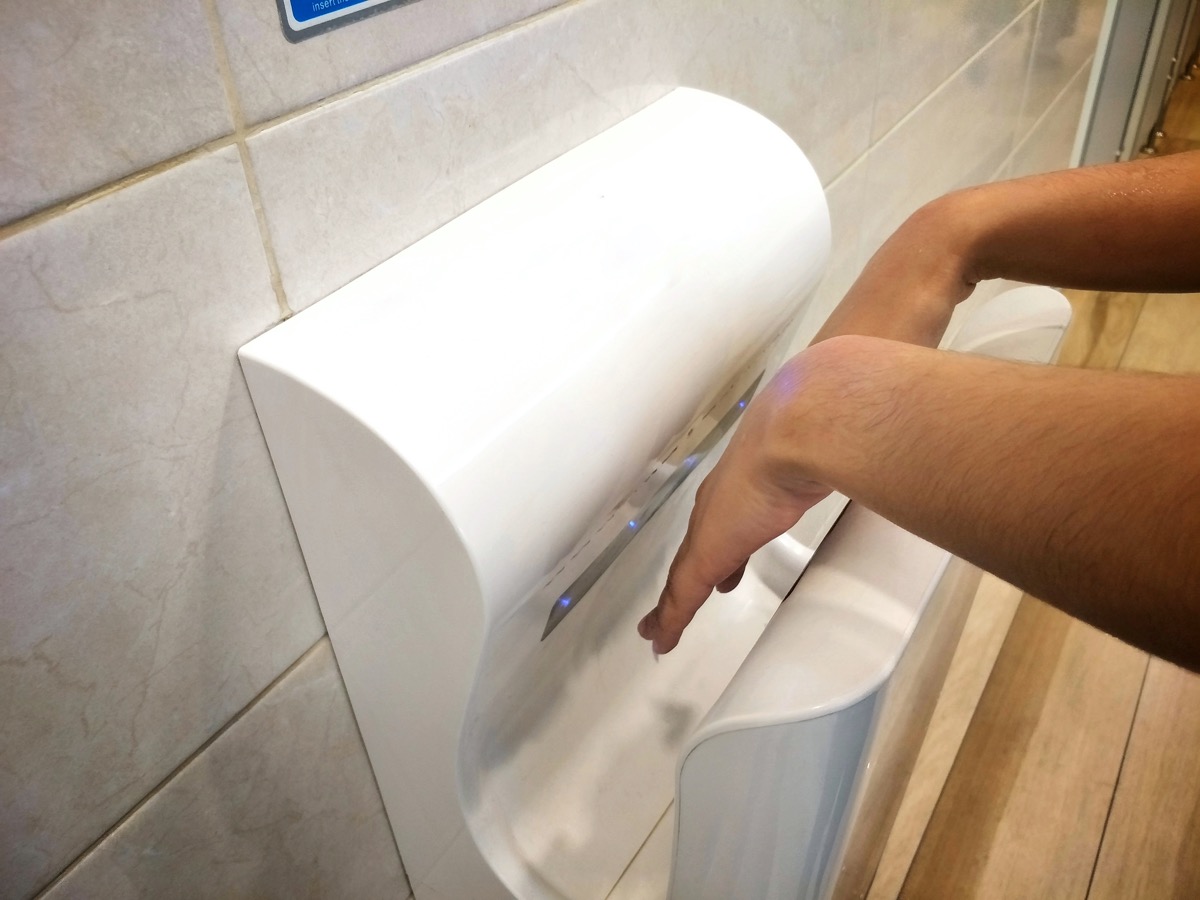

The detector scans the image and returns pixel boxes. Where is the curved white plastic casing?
[239,88,830,899]
[951,284,1076,362]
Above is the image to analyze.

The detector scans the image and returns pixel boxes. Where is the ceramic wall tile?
[249,0,882,313]
[1009,58,1093,178]
[1018,0,1106,142]
[787,153,871,353]
[247,0,673,312]
[0,147,324,898]
[857,7,1038,269]
[676,0,881,185]
[872,0,1030,141]
[42,641,408,900]
[0,0,233,225]
[212,0,565,125]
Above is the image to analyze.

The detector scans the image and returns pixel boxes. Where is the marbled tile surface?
[0,147,323,898]
[871,0,1029,142]
[856,6,1037,268]
[42,640,409,900]
[1017,0,1106,143]
[248,0,882,312]
[676,0,880,186]
[246,0,670,312]
[212,0,566,124]
[0,0,233,225]
[1008,57,1093,178]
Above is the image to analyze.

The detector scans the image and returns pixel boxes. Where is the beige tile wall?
[1018,0,1108,141]
[0,0,1104,896]
[0,0,234,223]
[871,0,1030,142]
[211,0,566,124]
[860,8,1038,270]
[43,640,405,900]
[1,147,326,897]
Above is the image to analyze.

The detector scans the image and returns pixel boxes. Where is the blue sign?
[277,0,416,42]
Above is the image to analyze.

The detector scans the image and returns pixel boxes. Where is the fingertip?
[637,610,654,639]
[637,604,681,655]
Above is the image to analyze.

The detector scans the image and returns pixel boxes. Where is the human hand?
[638,192,983,655]
[637,353,835,654]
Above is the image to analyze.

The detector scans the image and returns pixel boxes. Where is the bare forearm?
[639,153,1200,662]
[815,150,1200,348]
[959,150,1200,292]
[800,336,1200,668]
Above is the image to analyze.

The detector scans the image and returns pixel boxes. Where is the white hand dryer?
[239,89,1070,900]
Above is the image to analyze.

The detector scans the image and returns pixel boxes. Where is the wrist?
[814,194,984,349]
[764,335,914,494]
[911,188,991,291]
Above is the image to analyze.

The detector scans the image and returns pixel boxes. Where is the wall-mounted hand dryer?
[239,88,1070,900]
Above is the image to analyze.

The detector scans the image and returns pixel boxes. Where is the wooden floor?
[1149,56,1200,156]
[866,66,1200,899]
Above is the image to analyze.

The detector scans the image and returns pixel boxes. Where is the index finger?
[637,515,750,655]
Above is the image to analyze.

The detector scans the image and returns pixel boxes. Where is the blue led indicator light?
[628,520,638,529]
[738,400,746,408]
[559,596,571,607]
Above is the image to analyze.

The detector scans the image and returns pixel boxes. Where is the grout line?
[0,0,1040,241]
[861,0,888,157]
[823,0,1043,194]
[200,0,293,318]
[1082,656,1151,899]
[0,136,238,242]
[32,638,330,898]
[0,0,585,245]
[1013,0,1047,149]
[199,0,246,133]
[241,0,588,141]
[236,141,293,318]
[1010,54,1099,163]
[867,0,1043,154]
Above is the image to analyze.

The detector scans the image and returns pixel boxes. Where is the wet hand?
[637,357,832,654]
